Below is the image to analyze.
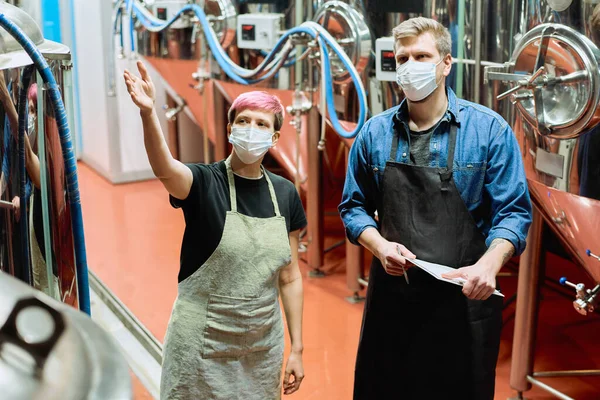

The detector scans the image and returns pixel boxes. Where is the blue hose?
[0,13,91,315]
[316,36,365,139]
[18,66,34,286]
[126,2,366,138]
[131,2,308,81]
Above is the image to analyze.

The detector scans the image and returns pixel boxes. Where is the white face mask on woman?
[28,113,36,134]
[396,58,444,102]
[228,126,274,164]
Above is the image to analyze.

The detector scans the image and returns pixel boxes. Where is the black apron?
[353,122,503,400]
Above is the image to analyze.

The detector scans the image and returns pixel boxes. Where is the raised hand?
[123,60,156,116]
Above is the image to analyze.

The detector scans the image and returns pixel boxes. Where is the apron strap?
[263,170,281,217]
[225,156,281,217]
[389,126,401,162]
[225,156,238,212]
[446,123,458,171]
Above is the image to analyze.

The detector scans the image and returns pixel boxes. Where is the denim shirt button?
[402,152,407,157]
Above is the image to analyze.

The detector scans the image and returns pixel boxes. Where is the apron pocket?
[201,293,279,359]
[245,294,281,355]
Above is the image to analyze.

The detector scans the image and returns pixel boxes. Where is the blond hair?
[392,17,452,57]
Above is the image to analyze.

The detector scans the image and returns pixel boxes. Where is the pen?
[397,245,409,284]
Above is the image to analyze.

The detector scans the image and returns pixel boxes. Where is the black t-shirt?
[170,161,307,282]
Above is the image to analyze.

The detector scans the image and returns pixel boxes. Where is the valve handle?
[559,276,568,286]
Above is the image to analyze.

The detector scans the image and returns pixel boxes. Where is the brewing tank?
[486,0,600,283]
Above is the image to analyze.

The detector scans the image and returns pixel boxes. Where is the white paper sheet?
[407,258,505,297]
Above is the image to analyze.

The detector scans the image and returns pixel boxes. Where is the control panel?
[375,37,396,82]
[237,14,283,50]
[151,0,191,29]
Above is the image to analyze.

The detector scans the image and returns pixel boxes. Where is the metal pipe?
[456,0,466,98]
[165,94,179,159]
[510,206,544,393]
[533,370,600,378]
[0,199,15,209]
[453,58,504,67]
[473,0,483,104]
[306,55,324,272]
[37,77,57,302]
[198,29,211,163]
[324,240,345,254]
[294,0,303,88]
[212,84,227,161]
[526,377,575,400]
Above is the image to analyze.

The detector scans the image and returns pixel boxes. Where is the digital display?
[241,24,256,41]
[156,7,167,20]
[380,50,396,72]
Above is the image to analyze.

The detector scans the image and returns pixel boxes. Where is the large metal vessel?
[0,2,79,308]
[486,0,600,294]
[483,1,600,398]
[0,271,132,400]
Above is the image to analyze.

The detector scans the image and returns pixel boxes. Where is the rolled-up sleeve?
[484,122,533,255]
[338,122,379,245]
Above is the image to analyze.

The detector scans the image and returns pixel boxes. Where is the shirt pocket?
[453,161,487,205]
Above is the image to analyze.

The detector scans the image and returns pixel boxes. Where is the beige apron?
[160,156,292,400]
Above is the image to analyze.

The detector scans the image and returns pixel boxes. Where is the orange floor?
[77,162,600,399]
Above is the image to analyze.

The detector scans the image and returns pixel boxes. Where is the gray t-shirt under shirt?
[409,127,435,166]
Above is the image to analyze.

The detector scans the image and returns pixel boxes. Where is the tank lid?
[0,2,70,70]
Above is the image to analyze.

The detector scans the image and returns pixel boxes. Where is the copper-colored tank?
[485,1,600,397]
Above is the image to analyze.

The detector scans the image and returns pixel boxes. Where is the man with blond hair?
[339,17,532,399]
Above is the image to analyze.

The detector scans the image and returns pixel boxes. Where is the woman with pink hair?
[124,61,306,399]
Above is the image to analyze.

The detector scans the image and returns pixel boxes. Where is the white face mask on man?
[396,58,444,102]
[228,126,274,165]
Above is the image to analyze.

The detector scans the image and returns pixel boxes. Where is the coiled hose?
[124,1,367,138]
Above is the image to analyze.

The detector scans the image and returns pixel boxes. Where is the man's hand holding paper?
[441,263,498,300]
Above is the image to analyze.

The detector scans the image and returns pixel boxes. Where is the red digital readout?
[382,51,395,59]
[242,25,254,31]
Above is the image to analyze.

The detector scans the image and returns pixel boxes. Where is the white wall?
[72,0,111,176]
[70,2,172,183]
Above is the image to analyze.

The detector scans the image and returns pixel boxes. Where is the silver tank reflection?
[486,0,600,285]
[0,54,78,307]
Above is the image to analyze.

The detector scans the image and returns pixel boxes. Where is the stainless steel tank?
[0,2,79,307]
[486,0,600,284]
[484,2,600,397]
[134,0,237,60]
[0,271,132,400]
[313,1,371,121]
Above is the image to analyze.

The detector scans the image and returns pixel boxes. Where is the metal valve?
[317,139,326,151]
[559,276,600,316]
[163,99,186,121]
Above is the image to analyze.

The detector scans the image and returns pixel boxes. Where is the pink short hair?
[28,83,37,107]
[227,91,285,131]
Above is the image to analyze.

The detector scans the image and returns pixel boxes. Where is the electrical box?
[150,0,191,29]
[237,13,283,50]
[376,37,397,82]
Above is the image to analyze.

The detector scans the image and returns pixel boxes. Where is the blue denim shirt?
[339,88,532,255]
